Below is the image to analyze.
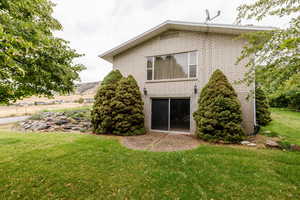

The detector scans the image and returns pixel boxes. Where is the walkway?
[122,132,201,152]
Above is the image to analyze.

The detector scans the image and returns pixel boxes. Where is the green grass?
[0,131,299,200]
[261,108,300,145]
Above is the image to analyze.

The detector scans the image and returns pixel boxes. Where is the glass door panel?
[151,99,169,130]
[170,99,190,132]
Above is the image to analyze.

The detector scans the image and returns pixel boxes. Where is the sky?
[51,0,290,83]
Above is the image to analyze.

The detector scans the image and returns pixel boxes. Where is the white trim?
[254,82,257,126]
[150,129,191,135]
[187,51,190,78]
[196,50,199,78]
[146,78,198,83]
[152,57,155,81]
[168,98,171,130]
[146,57,154,81]
[188,51,198,78]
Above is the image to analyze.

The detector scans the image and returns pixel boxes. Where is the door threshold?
[150,129,191,135]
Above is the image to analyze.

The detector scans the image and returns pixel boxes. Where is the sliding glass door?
[151,98,190,132]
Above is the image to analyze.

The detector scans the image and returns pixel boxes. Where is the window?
[147,57,153,80]
[147,51,197,80]
[189,51,197,78]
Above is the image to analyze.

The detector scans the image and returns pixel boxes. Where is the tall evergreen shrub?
[193,69,245,143]
[255,85,272,126]
[112,75,145,135]
[91,70,123,134]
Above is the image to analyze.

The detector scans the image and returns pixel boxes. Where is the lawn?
[0,131,299,200]
[261,108,300,145]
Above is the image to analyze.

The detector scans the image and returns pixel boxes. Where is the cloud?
[51,0,288,83]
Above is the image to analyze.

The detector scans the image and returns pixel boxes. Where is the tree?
[255,85,272,126]
[236,0,300,96]
[111,75,145,136]
[91,70,123,134]
[0,0,85,104]
[193,70,245,143]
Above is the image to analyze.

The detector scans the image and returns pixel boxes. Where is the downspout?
[253,72,260,135]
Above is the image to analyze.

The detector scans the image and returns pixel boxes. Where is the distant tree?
[0,0,85,104]
[112,75,145,136]
[236,0,300,95]
[255,85,272,126]
[91,70,123,134]
[193,70,245,143]
[269,87,300,110]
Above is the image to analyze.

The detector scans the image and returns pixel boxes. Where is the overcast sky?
[51,0,290,83]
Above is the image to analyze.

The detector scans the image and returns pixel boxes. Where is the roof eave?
[99,20,276,63]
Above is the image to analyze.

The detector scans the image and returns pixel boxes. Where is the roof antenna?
[205,9,221,23]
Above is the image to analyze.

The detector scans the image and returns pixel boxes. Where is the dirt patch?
[122,132,202,152]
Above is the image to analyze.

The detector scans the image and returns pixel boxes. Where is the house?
[99,20,274,135]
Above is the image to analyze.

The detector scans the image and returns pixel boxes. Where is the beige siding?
[113,30,254,134]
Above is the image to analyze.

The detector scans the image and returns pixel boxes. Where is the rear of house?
[100,20,274,135]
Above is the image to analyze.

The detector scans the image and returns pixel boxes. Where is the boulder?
[36,124,51,130]
[291,144,300,152]
[19,110,91,133]
[265,140,281,149]
[241,141,251,145]
[62,125,74,130]
[71,127,81,131]
[55,119,69,125]
[247,143,257,147]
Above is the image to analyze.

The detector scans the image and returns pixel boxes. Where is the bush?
[111,75,145,136]
[91,70,123,134]
[255,85,272,126]
[269,89,300,110]
[76,97,84,104]
[269,94,289,108]
[29,113,42,121]
[193,69,245,143]
[278,141,292,151]
[286,89,300,110]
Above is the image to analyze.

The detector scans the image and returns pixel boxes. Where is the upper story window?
[147,51,197,81]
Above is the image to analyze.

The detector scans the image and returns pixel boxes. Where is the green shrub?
[269,89,300,110]
[65,110,90,120]
[29,113,42,120]
[193,69,245,143]
[91,70,123,134]
[255,85,272,126]
[76,97,84,104]
[111,75,145,136]
[286,89,300,110]
[269,94,289,108]
[278,141,292,151]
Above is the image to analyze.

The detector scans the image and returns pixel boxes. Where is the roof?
[99,20,276,63]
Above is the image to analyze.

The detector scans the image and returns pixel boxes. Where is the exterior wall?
[113,30,254,134]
